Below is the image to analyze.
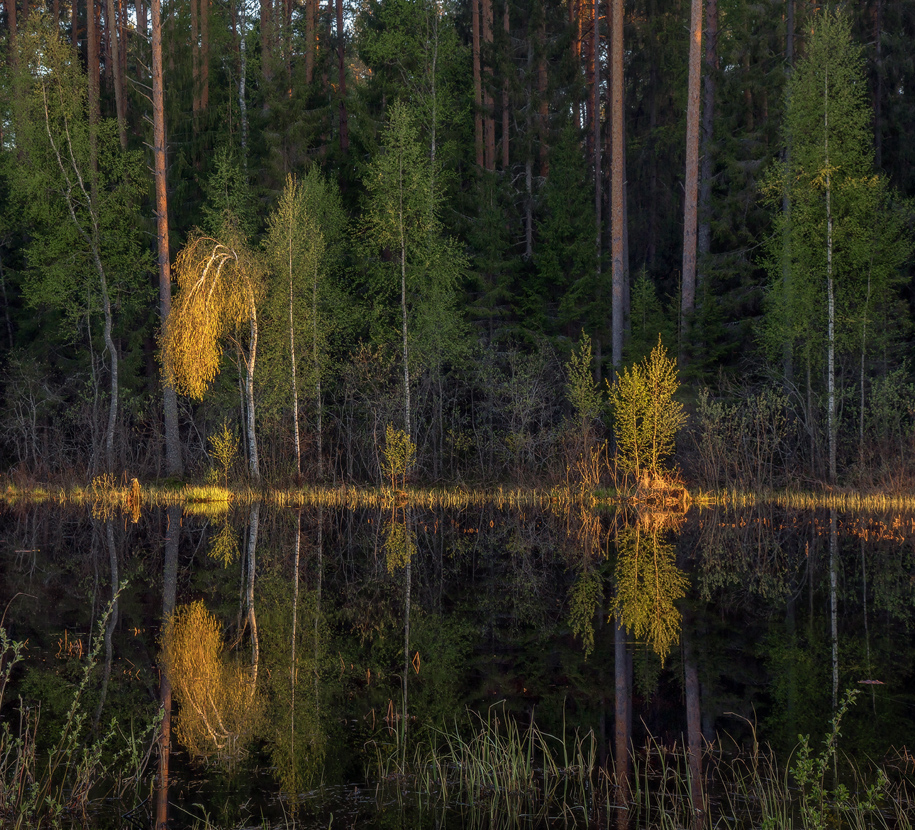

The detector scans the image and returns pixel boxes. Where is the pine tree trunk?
[593,0,601,274]
[314,259,323,479]
[305,0,315,85]
[483,0,495,171]
[825,68,836,484]
[538,23,548,176]
[336,0,349,154]
[502,0,510,169]
[5,0,16,45]
[201,0,209,111]
[239,0,248,162]
[156,504,180,830]
[696,0,717,287]
[472,0,484,166]
[260,0,272,82]
[680,0,702,357]
[614,609,631,802]
[610,0,624,369]
[152,0,183,477]
[105,0,127,148]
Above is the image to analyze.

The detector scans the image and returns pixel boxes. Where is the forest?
[1,0,913,491]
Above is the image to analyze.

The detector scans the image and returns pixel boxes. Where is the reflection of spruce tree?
[612,519,688,660]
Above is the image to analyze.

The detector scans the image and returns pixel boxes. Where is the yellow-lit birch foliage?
[162,231,265,400]
[160,601,261,764]
[612,522,688,661]
[608,339,686,484]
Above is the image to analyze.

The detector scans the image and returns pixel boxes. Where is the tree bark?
[155,504,180,830]
[5,0,16,46]
[825,66,836,484]
[201,0,209,111]
[305,0,315,85]
[104,0,127,148]
[502,0,510,169]
[152,0,183,477]
[610,0,624,369]
[696,0,716,289]
[593,0,601,275]
[483,0,495,171]
[680,0,702,357]
[472,0,484,166]
[336,0,349,154]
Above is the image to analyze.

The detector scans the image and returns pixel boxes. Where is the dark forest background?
[0,0,913,488]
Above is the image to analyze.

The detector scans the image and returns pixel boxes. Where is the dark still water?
[1,500,914,828]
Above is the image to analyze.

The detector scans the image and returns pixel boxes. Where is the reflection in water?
[156,504,180,830]
[612,514,687,660]
[160,599,262,763]
[3,500,915,826]
[92,519,119,733]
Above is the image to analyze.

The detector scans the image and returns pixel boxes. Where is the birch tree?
[16,13,149,474]
[762,9,909,483]
[162,225,266,479]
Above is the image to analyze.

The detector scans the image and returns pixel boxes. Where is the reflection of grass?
[364,702,913,829]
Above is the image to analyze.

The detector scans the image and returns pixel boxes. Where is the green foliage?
[791,688,886,830]
[565,334,602,427]
[209,420,239,486]
[567,568,602,659]
[384,513,416,573]
[608,339,686,484]
[382,423,417,489]
[612,522,688,661]
[13,15,151,332]
[363,101,467,370]
[625,269,675,366]
[762,9,911,372]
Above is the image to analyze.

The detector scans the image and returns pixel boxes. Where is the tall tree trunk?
[245,295,260,480]
[825,67,836,484]
[191,0,200,121]
[137,0,147,38]
[5,0,16,46]
[482,0,495,171]
[680,0,702,358]
[610,0,624,369]
[201,0,209,111]
[593,0,601,275]
[874,0,883,169]
[400,154,412,439]
[155,504,180,830]
[538,21,548,176]
[336,0,348,154]
[472,0,484,166]
[289,227,301,478]
[152,0,183,477]
[260,0,272,83]
[72,0,78,50]
[781,0,794,384]
[305,0,315,85]
[314,256,323,479]
[696,0,716,289]
[104,0,127,148]
[502,0,510,169]
[238,0,249,163]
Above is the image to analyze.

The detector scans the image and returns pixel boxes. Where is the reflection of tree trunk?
[247,503,261,686]
[402,509,412,741]
[829,509,838,709]
[290,510,300,765]
[614,614,631,808]
[93,520,119,732]
[610,0,624,369]
[156,505,180,830]
[682,610,703,826]
[315,504,323,714]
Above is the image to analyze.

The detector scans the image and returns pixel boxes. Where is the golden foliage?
[384,512,416,573]
[159,601,261,764]
[612,520,688,661]
[608,339,686,485]
[161,232,264,399]
[382,423,416,489]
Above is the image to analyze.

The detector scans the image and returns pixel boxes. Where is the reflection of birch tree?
[612,517,688,660]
